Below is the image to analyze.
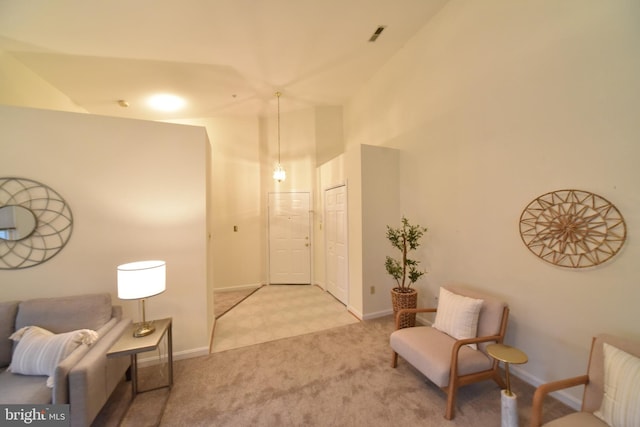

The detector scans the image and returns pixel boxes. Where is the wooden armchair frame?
[530,373,590,427]
[391,304,510,420]
[529,333,640,427]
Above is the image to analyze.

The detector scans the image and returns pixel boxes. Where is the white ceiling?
[0,0,448,120]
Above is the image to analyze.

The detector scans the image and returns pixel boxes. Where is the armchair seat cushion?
[390,326,492,387]
[544,412,609,427]
[0,369,50,404]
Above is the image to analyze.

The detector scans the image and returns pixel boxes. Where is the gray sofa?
[0,293,131,427]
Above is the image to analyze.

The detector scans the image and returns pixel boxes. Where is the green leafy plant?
[385,217,427,292]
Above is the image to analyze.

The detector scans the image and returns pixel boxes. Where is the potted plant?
[385,217,427,328]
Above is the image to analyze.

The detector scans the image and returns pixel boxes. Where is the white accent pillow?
[8,326,98,388]
[433,287,483,349]
[594,343,640,427]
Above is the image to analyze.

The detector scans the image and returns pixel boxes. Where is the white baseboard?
[509,365,581,410]
[213,283,263,293]
[136,346,210,368]
[362,308,393,320]
[347,306,363,320]
[173,347,210,360]
[360,310,430,322]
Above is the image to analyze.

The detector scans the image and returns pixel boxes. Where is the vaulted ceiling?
[0,0,448,120]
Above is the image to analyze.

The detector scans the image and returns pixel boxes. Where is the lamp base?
[133,321,155,338]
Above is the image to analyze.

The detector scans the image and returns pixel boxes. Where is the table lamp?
[117,260,166,337]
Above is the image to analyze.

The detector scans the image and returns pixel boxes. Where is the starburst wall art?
[519,189,626,268]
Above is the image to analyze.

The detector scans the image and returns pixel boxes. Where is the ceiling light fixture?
[147,94,186,112]
[273,92,286,183]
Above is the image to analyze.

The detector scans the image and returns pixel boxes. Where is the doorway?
[268,192,311,284]
[324,185,348,305]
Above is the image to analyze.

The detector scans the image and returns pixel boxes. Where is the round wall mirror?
[0,205,37,241]
[0,177,73,269]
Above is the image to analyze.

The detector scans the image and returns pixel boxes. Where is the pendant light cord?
[272,91,286,182]
[276,91,281,164]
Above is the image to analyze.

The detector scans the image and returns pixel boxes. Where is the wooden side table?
[107,317,173,398]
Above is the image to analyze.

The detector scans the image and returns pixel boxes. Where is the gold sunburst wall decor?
[519,189,626,268]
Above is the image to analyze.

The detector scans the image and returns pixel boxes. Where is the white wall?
[360,145,400,317]
[260,108,318,285]
[330,144,399,319]
[170,116,264,293]
[0,105,210,358]
[8,2,637,407]
[0,50,86,113]
[345,0,640,407]
[0,46,340,319]
[314,106,344,166]
[181,107,328,293]
[263,108,317,194]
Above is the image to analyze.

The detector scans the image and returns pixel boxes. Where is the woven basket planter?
[391,288,418,328]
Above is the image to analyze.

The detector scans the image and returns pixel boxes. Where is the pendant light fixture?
[273,92,286,182]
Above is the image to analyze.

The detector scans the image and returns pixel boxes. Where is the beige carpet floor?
[211,285,359,353]
[93,316,574,426]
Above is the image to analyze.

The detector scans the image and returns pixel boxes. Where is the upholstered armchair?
[390,285,509,420]
[530,333,640,427]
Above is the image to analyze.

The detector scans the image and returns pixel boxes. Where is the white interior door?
[325,185,348,305]
[269,192,311,284]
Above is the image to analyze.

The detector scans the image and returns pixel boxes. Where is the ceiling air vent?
[368,26,386,42]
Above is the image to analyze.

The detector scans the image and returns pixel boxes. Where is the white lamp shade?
[117,260,166,300]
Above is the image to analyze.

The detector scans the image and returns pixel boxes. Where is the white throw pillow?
[594,343,640,427]
[8,326,98,388]
[433,287,483,349]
